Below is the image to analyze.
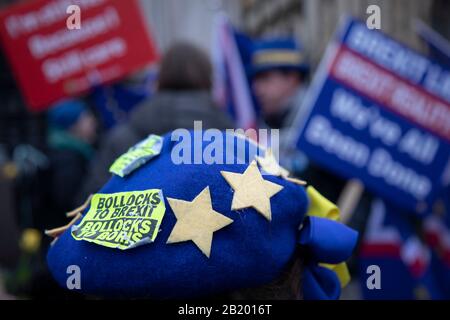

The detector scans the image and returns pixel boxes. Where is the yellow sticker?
[71,189,166,250]
[109,134,163,177]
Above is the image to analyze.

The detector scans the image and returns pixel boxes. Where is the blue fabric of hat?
[46,130,357,299]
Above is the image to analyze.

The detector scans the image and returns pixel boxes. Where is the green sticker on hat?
[71,189,166,250]
[110,134,163,177]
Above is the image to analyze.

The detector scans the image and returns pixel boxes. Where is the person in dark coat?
[11,99,96,299]
[78,42,233,200]
[46,99,97,229]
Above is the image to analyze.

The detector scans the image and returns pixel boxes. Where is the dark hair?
[157,42,212,91]
[230,249,304,300]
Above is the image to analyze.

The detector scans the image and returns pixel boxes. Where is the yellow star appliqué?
[166,187,233,258]
[221,160,283,221]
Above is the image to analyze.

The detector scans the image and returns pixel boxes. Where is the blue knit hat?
[250,38,310,77]
[46,131,357,299]
[48,99,87,129]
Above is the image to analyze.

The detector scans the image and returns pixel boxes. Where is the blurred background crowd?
[0,0,449,300]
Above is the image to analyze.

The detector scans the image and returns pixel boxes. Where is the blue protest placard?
[292,18,450,215]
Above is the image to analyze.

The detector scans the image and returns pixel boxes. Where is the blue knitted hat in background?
[48,99,87,129]
[251,38,310,77]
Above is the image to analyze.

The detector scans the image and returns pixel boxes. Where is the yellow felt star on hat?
[166,186,233,258]
[221,160,283,221]
[256,148,290,178]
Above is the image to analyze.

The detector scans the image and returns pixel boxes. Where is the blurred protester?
[30,99,95,298]
[250,38,312,175]
[251,38,309,132]
[46,99,97,229]
[249,37,370,225]
[79,42,233,200]
[3,99,95,299]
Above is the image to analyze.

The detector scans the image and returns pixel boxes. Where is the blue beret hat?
[251,38,310,77]
[46,130,357,299]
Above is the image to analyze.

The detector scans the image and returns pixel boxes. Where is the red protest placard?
[0,0,159,111]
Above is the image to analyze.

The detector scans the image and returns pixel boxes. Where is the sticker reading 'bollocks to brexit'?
[110,134,163,177]
[71,189,166,250]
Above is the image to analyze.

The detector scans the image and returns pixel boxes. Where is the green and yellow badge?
[110,134,163,177]
[71,189,166,250]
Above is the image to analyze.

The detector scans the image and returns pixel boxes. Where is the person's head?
[252,69,303,116]
[157,42,212,91]
[250,38,309,116]
[48,99,97,144]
